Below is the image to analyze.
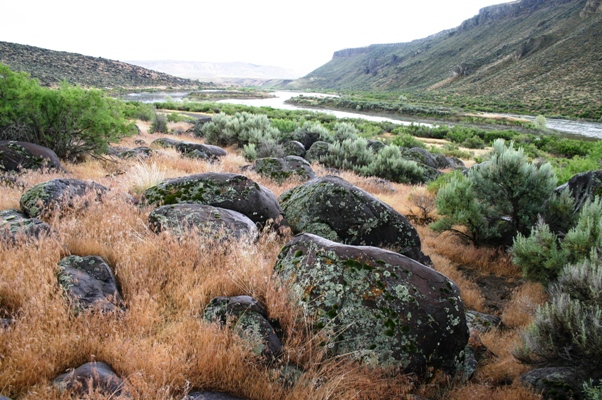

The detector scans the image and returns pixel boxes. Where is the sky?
[1,0,507,76]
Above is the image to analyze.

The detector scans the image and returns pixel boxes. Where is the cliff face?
[298,0,602,117]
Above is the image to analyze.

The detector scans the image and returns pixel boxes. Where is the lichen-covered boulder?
[148,204,258,241]
[175,142,227,162]
[119,146,154,159]
[367,140,386,152]
[143,173,285,229]
[305,141,330,163]
[293,130,324,150]
[283,140,306,157]
[53,362,127,397]
[274,233,469,375]
[20,178,108,219]
[0,141,65,172]
[58,255,124,313]
[0,209,53,242]
[151,137,180,148]
[187,392,248,400]
[203,295,283,359]
[279,175,430,264]
[255,156,316,184]
[403,148,439,170]
[521,367,582,400]
[555,170,602,213]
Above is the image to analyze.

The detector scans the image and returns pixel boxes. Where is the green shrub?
[0,64,134,160]
[242,143,257,162]
[332,122,359,143]
[122,101,154,121]
[150,112,168,134]
[392,133,426,149]
[361,145,426,184]
[320,138,373,172]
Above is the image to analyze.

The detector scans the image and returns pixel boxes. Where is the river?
[120,90,602,139]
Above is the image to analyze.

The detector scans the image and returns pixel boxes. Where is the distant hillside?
[0,41,199,88]
[298,0,602,118]
[126,60,302,82]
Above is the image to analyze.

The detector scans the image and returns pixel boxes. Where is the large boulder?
[20,178,108,219]
[203,295,283,359]
[521,367,583,400]
[255,156,316,184]
[148,204,258,241]
[304,141,330,163]
[274,233,469,375]
[151,137,180,148]
[57,255,124,313]
[53,361,127,397]
[143,173,285,229]
[175,142,227,162]
[0,141,65,172]
[555,170,602,213]
[187,392,248,400]
[279,175,430,264]
[283,140,306,158]
[0,209,53,243]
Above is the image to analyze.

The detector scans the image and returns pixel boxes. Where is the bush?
[320,138,373,172]
[392,133,426,149]
[361,145,426,184]
[332,122,359,143]
[0,64,134,160]
[199,112,280,147]
[432,139,557,246]
[150,112,168,134]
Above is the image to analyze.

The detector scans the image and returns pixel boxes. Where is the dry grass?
[0,130,541,399]
[501,283,548,329]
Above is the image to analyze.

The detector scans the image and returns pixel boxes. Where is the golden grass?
[501,283,548,329]
[0,130,540,399]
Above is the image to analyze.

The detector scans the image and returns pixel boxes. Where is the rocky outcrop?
[20,178,108,219]
[279,176,430,264]
[53,362,127,397]
[274,233,468,375]
[143,173,285,229]
[0,141,65,172]
[555,170,602,213]
[0,209,53,243]
[148,204,258,241]
[203,296,283,359]
[57,255,124,313]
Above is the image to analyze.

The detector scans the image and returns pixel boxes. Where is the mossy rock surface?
[521,367,583,400]
[203,295,283,359]
[53,361,126,397]
[143,172,285,229]
[283,140,306,157]
[187,391,248,400]
[255,156,316,184]
[274,233,469,374]
[175,142,227,161]
[19,178,108,219]
[0,141,65,173]
[148,203,258,241]
[0,209,53,242]
[151,137,180,148]
[57,255,124,313]
[279,175,430,264]
[305,141,330,163]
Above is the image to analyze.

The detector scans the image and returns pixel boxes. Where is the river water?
[121,90,602,139]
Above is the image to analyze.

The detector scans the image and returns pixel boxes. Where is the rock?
[187,392,248,400]
[367,140,386,152]
[20,178,108,219]
[57,255,124,313]
[0,209,53,242]
[203,296,283,359]
[555,170,602,213]
[255,156,316,184]
[148,204,258,241]
[305,141,330,163]
[175,142,227,162]
[279,175,430,264]
[143,173,285,229]
[0,396,12,400]
[403,148,439,170]
[521,367,583,400]
[274,233,469,374]
[0,141,65,172]
[283,140,306,157]
[53,361,127,397]
[133,139,146,146]
[293,130,324,150]
[1,318,13,329]
[465,310,503,333]
[119,146,154,159]
[151,137,180,148]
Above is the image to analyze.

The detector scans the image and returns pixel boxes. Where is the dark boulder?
[187,392,248,400]
[57,255,124,313]
[555,170,602,213]
[0,141,65,172]
[274,233,469,375]
[403,147,439,170]
[521,367,583,400]
[148,204,258,241]
[305,141,330,163]
[465,310,503,333]
[255,156,316,184]
[151,137,180,148]
[293,130,324,150]
[279,175,430,264]
[53,361,127,397]
[203,295,283,359]
[367,140,386,152]
[119,146,154,159]
[283,140,306,157]
[0,209,53,243]
[143,173,285,229]
[175,142,227,162]
[20,178,108,219]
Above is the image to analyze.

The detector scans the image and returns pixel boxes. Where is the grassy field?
[0,121,545,399]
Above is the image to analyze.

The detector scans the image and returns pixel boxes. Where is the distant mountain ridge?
[298,0,602,118]
[126,60,302,81]
[0,41,199,88]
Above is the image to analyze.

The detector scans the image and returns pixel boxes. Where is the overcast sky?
[2,0,506,75]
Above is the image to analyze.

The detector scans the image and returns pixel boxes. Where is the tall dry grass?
[0,128,541,399]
